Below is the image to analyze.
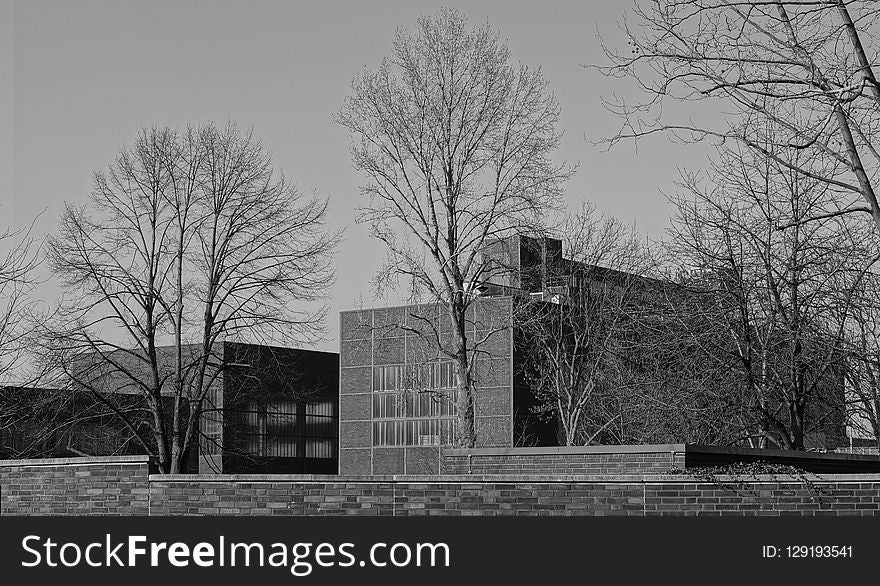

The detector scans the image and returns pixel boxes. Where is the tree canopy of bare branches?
[519,204,740,446]
[840,270,880,448]
[600,0,880,232]
[0,213,41,385]
[336,8,572,447]
[44,123,339,473]
[664,136,878,449]
[0,212,44,452]
[519,204,651,445]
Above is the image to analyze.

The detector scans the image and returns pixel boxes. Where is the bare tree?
[44,123,339,473]
[664,137,877,449]
[0,213,41,384]
[335,9,572,447]
[840,271,880,449]
[0,382,150,459]
[0,213,44,450]
[612,301,745,445]
[519,203,740,446]
[599,0,880,232]
[519,204,650,445]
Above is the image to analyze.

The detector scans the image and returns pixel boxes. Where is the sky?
[1,0,710,352]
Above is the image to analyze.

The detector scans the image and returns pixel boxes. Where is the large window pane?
[371,362,458,447]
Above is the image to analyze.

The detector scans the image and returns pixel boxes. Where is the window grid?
[372,418,456,447]
[373,362,458,392]
[232,400,337,459]
[372,361,459,447]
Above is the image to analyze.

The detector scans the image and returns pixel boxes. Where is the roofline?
[340,295,514,315]
[0,383,66,392]
[220,341,339,357]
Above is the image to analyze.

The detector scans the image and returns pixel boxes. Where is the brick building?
[339,235,850,474]
[339,235,583,475]
[340,295,549,474]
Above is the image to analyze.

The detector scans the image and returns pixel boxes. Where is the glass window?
[372,418,456,447]
[371,361,458,447]
[306,400,335,416]
[229,397,337,459]
[306,438,336,459]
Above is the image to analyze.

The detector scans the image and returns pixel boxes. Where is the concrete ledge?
[0,455,154,468]
[442,444,686,456]
[442,444,880,461]
[687,444,880,462]
[147,473,880,483]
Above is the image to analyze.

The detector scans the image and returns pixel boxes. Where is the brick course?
[148,480,396,516]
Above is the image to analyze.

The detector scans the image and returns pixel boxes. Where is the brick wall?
[149,474,880,516]
[4,456,880,516]
[442,444,880,475]
[148,478,395,515]
[441,446,686,475]
[0,456,153,515]
[640,479,880,515]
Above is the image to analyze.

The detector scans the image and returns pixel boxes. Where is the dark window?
[233,398,337,459]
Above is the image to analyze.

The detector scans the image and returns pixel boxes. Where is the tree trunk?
[789,403,805,451]
[169,449,182,474]
[455,353,476,448]
[449,300,476,448]
[148,385,172,474]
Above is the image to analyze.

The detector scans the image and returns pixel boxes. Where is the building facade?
[199,343,339,474]
[339,236,571,475]
[339,234,851,473]
[339,296,553,474]
[1,343,339,475]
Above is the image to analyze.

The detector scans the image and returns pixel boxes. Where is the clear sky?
[2,0,709,352]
